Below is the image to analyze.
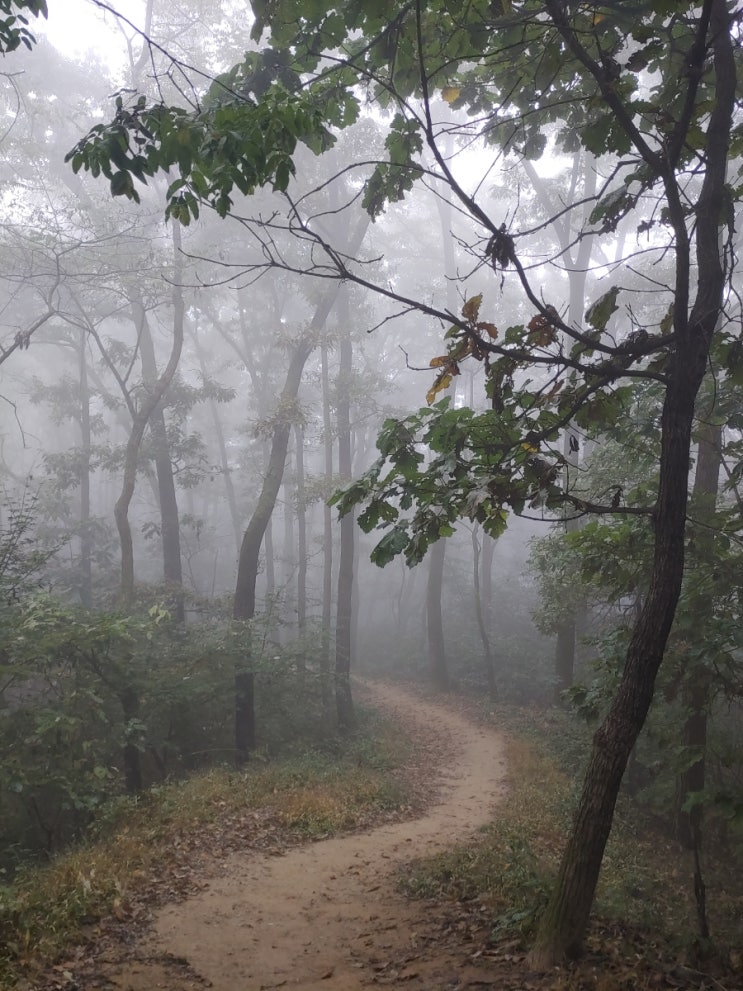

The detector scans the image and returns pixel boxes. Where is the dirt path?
[107,682,508,991]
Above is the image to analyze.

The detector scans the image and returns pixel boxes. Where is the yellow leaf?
[426,371,453,405]
[429,355,450,367]
[521,442,539,453]
[462,294,483,325]
[441,86,461,104]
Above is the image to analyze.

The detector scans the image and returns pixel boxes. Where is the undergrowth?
[399,708,743,974]
[0,708,409,987]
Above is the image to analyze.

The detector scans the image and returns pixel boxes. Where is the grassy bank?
[399,706,742,989]
[0,709,412,987]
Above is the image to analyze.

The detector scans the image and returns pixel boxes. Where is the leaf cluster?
[0,0,46,54]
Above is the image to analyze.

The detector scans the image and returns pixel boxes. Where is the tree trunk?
[191,323,243,552]
[472,525,497,700]
[78,328,92,608]
[481,532,495,636]
[320,341,333,709]
[233,336,313,759]
[426,539,449,691]
[529,3,734,962]
[114,223,184,606]
[524,153,596,699]
[281,470,296,641]
[135,294,185,622]
[676,417,721,942]
[294,422,307,667]
[334,297,356,732]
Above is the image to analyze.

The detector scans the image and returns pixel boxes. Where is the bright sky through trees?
[39,0,141,65]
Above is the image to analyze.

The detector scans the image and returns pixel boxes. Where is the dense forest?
[1,1,743,988]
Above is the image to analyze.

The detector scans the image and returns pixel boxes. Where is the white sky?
[39,0,146,65]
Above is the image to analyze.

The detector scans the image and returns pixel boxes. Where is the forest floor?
[26,682,739,991]
[35,680,525,991]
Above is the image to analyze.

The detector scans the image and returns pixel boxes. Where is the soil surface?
[88,681,510,991]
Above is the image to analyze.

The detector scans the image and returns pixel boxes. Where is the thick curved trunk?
[530,1,734,964]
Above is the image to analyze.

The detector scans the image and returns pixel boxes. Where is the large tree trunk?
[529,3,735,963]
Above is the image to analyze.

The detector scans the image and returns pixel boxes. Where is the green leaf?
[370,524,410,567]
[585,287,620,332]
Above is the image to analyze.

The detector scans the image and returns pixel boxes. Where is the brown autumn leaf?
[461,294,483,324]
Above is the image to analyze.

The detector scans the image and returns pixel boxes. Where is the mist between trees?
[1,0,742,973]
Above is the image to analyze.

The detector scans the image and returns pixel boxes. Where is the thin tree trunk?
[114,223,184,607]
[676,417,721,942]
[294,422,307,667]
[281,470,295,641]
[426,540,449,690]
[472,525,497,700]
[334,305,355,732]
[78,328,92,608]
[320,341,333,708]
[233,215,370,758]
[233,336,313,758]
[190,324,242,551]
[135,294,184,621]
[524,153,596,699]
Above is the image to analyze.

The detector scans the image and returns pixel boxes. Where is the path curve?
[143,682,508,990]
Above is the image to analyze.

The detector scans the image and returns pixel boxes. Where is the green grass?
[0,709,411,988]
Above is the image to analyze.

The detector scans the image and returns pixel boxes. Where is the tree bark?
[529,2,735,964]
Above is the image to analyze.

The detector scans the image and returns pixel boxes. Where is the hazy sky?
[40,0,145,63]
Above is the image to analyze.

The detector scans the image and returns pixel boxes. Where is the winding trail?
[125,682,508,990]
